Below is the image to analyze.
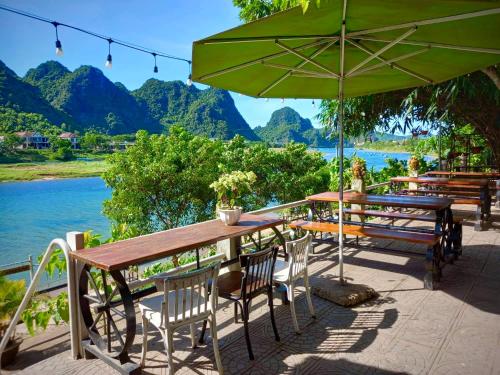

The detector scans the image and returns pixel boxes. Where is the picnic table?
[390,176,491,228]
[424,171,500,179]
[306,192,453,244]
[70,213,285,374]
[299,192,455,289]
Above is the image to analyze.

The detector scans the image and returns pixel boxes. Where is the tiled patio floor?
[4,204,500,374]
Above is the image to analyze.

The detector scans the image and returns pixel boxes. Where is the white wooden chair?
[139,262,223,374]
[273,233,315,334]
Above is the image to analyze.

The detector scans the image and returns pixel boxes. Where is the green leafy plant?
[21,292,69,336]
[210,170,257,209]
[0,276,25,338]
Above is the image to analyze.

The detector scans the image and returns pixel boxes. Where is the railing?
[0,256,34,281]
[0,236,81,373]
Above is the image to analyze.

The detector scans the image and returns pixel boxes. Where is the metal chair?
[273,233,316,334]
[139,262,223,375]
[208,246,280,360]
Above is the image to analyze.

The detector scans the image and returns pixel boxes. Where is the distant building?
[59,132,79,149]
[14,131,50,149]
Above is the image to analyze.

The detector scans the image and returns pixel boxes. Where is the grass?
[0,160,108,182]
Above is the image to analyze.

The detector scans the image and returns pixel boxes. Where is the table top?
[70,213,284,271]
[306,192,452,210]
[390,176,489,187]
[424,171,500,179]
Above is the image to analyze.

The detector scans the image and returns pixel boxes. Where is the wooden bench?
[341,208,462,253]
[289,220,445,290]
[396,190,485,230]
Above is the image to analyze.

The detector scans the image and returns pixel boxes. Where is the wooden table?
[390,176,491,221]
[70,213,285,374]
[424,171,500,179]
[306,192,454,257]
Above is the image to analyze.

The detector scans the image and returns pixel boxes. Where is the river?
[0,148,428,271]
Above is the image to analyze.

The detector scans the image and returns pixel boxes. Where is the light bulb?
[55,40,63,56]
[105,54,112,69]
[265,98,269,102]
[187,74,192,86]
[281,98,285,103]
[312,99,315,108]
[154,65,158,73]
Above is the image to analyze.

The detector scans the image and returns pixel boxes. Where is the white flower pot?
[218,207,241,226]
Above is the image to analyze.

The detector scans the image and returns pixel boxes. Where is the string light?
[0,4,191,78]
[186,62,192,86]
[105,39,113,69]
[152,53,158,73]
[52,21,63,56]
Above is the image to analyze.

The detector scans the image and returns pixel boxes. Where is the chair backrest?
[240,246,278,299]
[160,262,220,325]
[285,233,312,281]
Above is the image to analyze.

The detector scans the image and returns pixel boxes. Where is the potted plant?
[0,276,25,368]
[351,157,367,180]
[210,171,257,225]
[409,155,420,172]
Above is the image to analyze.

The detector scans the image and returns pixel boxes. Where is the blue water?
[0,177,111,268]
[0,148,432,269]
[314,147,429,170]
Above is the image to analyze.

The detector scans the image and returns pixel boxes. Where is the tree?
[81,131,109,152]
[0,134,22,154]
[102,127,223,234]
[232,0,500,168]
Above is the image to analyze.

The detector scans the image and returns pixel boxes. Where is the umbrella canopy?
[192,0,500,99]
[191,0,500,283]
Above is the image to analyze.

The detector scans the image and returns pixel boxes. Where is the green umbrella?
[191,0,500,282]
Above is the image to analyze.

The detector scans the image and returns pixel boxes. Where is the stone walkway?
[4,204,500,374]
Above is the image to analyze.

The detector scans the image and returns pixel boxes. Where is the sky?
[0,0,326,129]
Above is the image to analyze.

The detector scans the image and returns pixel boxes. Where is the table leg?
[78,265,139,375]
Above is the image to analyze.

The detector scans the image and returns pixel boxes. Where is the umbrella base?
[312,280,378,307]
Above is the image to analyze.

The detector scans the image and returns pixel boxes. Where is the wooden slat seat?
[289,220,440,246]
[402,189,480,196]
[342,208,463,224]
[289,220,445,290]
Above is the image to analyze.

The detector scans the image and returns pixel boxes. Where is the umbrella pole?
[338,91,345,285]
[338,3,347,285]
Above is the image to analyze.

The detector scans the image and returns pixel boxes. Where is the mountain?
[132,80,259,140]
[254,107,335,147]
[0,60,73,127]
[0,59,259,140]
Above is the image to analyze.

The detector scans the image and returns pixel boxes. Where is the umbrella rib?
[352,36,500,55]
[258,39,337,96]
[346,27,417,76]
[275,40,340,78]
[347,8,500,38]
[198,39,331,81]
[261,62,336,77]
[199,34,338,44]
[347,47,431,78]
[347,39,433,84]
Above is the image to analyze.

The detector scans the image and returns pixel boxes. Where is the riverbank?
[0,160,107,182]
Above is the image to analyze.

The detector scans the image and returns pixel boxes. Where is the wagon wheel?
[79,265,136,363]
[438,209,453,265]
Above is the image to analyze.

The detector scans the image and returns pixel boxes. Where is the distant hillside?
[254,107,335,147]
[0,59,258,140]
[133,79,258,140]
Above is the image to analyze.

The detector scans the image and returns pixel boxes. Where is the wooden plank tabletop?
[306,192,451,210]
[70,213,284,271]
[424,171,500,179]
[390,176,488,187]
